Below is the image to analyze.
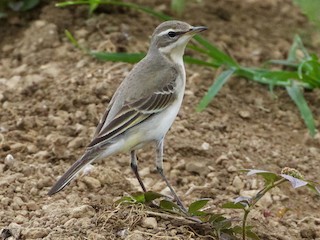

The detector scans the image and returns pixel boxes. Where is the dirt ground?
[1,0,320,239]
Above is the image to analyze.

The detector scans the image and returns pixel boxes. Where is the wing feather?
[87,80,177,148]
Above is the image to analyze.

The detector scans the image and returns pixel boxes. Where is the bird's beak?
[187,26,208,34]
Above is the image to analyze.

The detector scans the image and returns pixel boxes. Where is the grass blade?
[90,51,145,63]
[197,68,235,111]
[193,35,239,67]
[286,82,316,136]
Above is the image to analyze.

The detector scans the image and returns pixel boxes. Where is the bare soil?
[1,0,320,239]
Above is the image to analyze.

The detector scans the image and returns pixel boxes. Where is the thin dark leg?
[130,150,147,192]
[155,139,186,212]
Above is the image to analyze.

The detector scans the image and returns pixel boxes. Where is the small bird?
[48,20,207,210]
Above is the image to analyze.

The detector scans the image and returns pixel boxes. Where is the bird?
[48,20,207,210]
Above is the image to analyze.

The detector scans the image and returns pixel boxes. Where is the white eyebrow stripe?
[157,28,176,37]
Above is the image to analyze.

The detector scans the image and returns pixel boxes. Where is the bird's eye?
[168,31,176,38]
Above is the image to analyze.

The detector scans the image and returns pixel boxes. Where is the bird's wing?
[87,77,177,148]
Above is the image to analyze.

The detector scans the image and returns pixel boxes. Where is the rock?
[36,176,52,189]
[216,154,228,164]
[232,176,245,190]
[83,176,101,189]
[21,228,50,239]
[201,142,210,150]
[70,205,95,218]
[67,137,86,149]
[4,154,15,167]
[4,223,22,239]
[227,165,237,173]
[142,217,157,229]
[26,201,37,211]
[239,110,251,119]
[186,161,209,175]
[257,192,273,207]
[15,215,27,224]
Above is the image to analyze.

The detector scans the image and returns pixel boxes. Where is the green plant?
[116,167,319,239]
[57,0,320,137]
[222,168,320,240]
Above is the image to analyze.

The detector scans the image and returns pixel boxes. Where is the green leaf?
[115,196,136,204]
[144,191,163,203]
[188,198,210,215]
[197,68,235,111]
[286,82,316,136]
[90,51,145,63]
[184,56,219,68]
[222,201,246,209]
[159,200,181,212]
[131,192,146,203]
[65,30,81,49]
[245,169,281,185]
[246,228,260,240]
[194,35,239,67]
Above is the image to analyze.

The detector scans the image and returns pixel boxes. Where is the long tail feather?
[48,151,97,196]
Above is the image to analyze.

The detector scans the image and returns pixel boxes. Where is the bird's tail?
[48,150,99,196]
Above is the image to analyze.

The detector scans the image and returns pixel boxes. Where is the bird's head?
[149,20,207,62]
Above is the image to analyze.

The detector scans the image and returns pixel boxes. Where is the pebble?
[185,161,209,175]
[6,223,21,239]
[70,205,95,218]
[4,154,15,167]
[21,228,50,239]
[141,217,157,229]
[216,154,228,164]
[15,215,27,224]
[36,176,52,189]
[201,142,210,150]
[227,165,237,173]
[239,110,251,119]
[83,176,101,189]
[232,176,245,190]
[67,136,86,149]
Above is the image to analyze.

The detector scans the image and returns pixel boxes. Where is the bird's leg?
[130,150,147,192]
[155,139,187,212]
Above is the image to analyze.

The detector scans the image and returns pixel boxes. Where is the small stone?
[239,110,251,119]
[15,215,27,224]
[67,137,86,149]
[142,217,157,229]
[227,165,237,173]
[36,176,52,189]
[83,176,101,189]
[232,176,245,190]
[70,205,95,218]
[216,154,228,164]
[4,154,15,167]
[26,201,37,211]
[240,190,258,198]
[186,161,209,175]
[257,192,273,207]
[201,142,210,150]
[7,223,21,238]
[21,228,50,239]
